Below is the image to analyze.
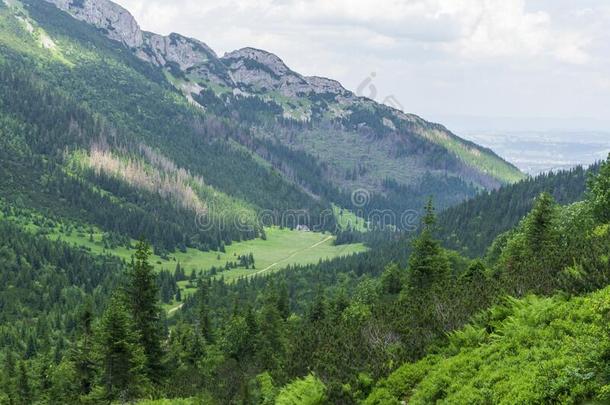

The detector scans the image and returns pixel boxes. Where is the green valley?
[1,203,366,286]
[0,0,608,404]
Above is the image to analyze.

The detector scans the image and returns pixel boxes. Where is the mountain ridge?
[40,0,524,189]
[0,0,525,247]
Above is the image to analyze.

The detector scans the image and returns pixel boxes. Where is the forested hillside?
[0,0,341,255]
[3,156,608,403]
[0,0,528,281]
[438,164,597,256]
[1,0,525,233]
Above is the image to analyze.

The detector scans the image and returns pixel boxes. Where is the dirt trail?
[167,235,333,315]
[167,303,184,315]
[251,235,333,277]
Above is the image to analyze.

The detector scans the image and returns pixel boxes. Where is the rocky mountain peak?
[220,47,311,96]
[45,0,143,48]
[44,0,221,77]
[222,47,295,78]
[138,32,217,70]
[22,0,524,191]
[304,76,351,96]
[43,0,354,99]
[220,47,356,100]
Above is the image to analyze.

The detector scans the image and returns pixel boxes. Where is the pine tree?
[1,352,15,403]
[92,296,148,401]
[524,192,558,253]
[196,278,213,342]
[407,198,450,290]
[72,299,95,395]
[308,292,326,323]
[381,263,404,295]
[277,281,290,320]
[399,198,454,351]
[523,192,560,294]
[175,262,184,281]
[254,287,288,372]
[124,240,164,383]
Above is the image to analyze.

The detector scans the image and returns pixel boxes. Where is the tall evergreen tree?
[407,198,450,290]
[524,192,559,254]
[72,300,96,395]
[381,263,404,295]
[398,198,454,355]
[16,361,31,405]
[92,296,149,401]
[124,240,164,383]
[255,290,287,373]
[277,280,291,320]
[1,352,15,403]
[196,277,213,342]
[502,192,561,295]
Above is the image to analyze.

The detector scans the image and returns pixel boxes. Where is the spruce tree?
[72,300,95,395]
[524,192,558,253]
[523,192,560,294]
[124,240,164,383]
[407,198,450,290]
[93,296,148,401]
[255,289,287,372]
[400,198,453,351]
[381,263,404,295]
[1,352,15,403]
[196,277,213,342]
[277,280,290,320]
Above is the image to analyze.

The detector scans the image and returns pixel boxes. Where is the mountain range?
[0,0,523,254]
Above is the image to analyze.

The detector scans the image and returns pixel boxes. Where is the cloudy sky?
[113,0,610,131]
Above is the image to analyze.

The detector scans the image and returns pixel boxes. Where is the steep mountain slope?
[0,0,523,258]
[40,0,524,196]
[0,0,338,251]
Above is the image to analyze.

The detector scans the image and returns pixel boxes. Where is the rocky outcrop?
[138,33,217,69]
[43,0,221,73]
[45,0,143,48]
[222,48,311,97]
[221,47,354,101]
[43,0,358,101]
[303,76,351,97]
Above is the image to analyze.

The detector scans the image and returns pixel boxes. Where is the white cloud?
[113,0,610,123]
[119,0,593,64]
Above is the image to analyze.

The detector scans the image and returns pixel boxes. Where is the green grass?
[2,206,367,314]
[0,1,72,65]
[165,227,367,280]
[48,224,366,282]
[424,128,526,184]
[146,227,366,313]
[333,204,369,232]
